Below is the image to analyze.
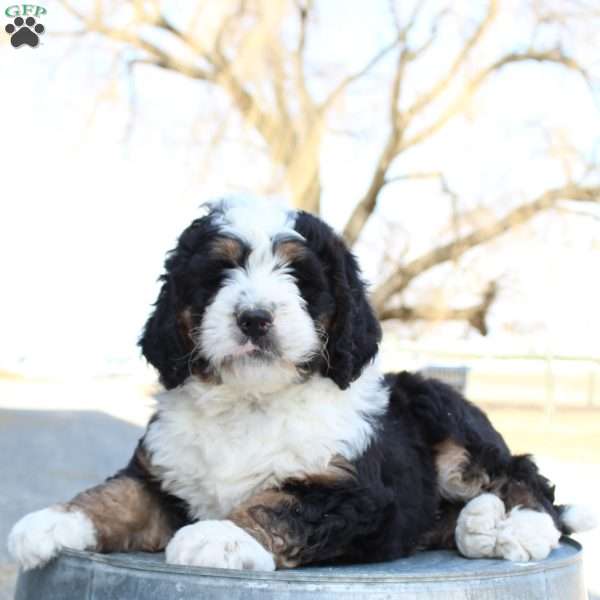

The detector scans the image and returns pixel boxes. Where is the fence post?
[544,351,556,419]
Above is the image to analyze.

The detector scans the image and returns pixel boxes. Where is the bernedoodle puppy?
[8,196,596,571]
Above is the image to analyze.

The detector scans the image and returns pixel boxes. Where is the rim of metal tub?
[56,538,582,584]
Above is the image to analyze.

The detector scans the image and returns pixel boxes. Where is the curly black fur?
[293,211,381,389]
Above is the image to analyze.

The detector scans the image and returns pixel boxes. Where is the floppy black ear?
[324,237,381,389]
[139,274,192,390]
[138,214,218,389]
[295,213,381,389]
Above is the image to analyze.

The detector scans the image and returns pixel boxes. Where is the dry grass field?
[484,405,600,463]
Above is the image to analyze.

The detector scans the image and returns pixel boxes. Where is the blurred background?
[1,0,599,598]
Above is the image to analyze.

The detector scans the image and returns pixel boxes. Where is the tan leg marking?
[229,490,302,568]
[67,447,178,553]
[229,456,355,568]
[435,440,489,502]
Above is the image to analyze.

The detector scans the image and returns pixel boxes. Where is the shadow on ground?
[0,409,143,599]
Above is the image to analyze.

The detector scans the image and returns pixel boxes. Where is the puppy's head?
[139,197,380,392]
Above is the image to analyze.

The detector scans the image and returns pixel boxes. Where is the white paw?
[456,494,561,562]
[7,507,97,571]
[496,508,560,561]
[165,520,275,571]
[455,493,506,558]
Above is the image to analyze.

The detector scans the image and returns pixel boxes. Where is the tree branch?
[60,0,213,79]
[405,0,499,119]
[59,0,294,171]
[385,171,461,239]
[269,47,293,128]
[293,0,316,120]
[379,281,498,335]
[401,49,593,151]
[371,183,600,311]
[341,42,414,245]
[213,0,248,67]
[319,35,403,114]
[340,2,497,246]
[328,0,429,121]
[407,6,451,59]
[384,170,458,200]
[343,45,593,245]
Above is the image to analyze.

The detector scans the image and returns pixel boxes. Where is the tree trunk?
[291,166,321,214]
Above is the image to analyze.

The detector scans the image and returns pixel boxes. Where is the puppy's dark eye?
[176,253,233,308]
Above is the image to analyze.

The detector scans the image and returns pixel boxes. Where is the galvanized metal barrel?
[15,540,586,600]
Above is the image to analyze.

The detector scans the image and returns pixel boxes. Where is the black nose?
[237,309,273,338]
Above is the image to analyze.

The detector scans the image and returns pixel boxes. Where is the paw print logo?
[5,16,45,48]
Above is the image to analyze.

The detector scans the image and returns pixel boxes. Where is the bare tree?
[57,0,600,333]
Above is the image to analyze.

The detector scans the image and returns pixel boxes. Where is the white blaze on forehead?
[197,195,318,388]
[209,195,302,247]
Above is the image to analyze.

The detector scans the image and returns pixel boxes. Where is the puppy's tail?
[556,504,598,535]
[510,456,597,535]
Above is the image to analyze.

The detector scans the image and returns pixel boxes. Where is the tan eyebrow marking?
[275,239,306,263]
[211,236,244,262]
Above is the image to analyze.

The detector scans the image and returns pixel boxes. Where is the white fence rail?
[380,339,600,409]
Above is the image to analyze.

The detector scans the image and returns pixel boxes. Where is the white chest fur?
[144,364,387,520]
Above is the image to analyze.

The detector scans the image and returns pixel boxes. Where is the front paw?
[165,520,275,571]
[7,507,97,570]
[455,493,506,558]
[495,508,560,561]
[456,494,560,562]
